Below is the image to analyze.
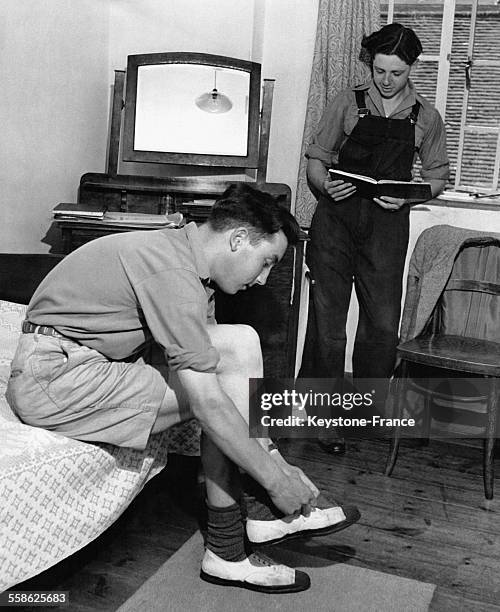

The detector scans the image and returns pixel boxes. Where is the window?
[382,0,500,193]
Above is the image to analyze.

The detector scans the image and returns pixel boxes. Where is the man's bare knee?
[236,324,261,351]
[209,324,263,375]
[229,324,262,372]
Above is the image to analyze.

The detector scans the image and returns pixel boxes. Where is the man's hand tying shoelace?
[268,449,319,516]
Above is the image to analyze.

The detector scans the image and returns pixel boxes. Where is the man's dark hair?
[360,23,423,67]
[208,183,301,246]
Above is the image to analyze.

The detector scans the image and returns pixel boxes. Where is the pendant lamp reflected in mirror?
[195,70,233,114]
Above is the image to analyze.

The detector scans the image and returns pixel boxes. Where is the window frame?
[385,0,500,193]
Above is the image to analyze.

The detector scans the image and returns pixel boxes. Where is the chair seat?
[397,334,500,376]
[407,377,489,407]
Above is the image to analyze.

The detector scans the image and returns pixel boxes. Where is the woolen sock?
[205,501,247,562]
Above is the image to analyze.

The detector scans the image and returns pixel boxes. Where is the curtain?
[295,0,380,227]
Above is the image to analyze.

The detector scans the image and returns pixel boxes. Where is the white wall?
[109,0,260,178]
[260,0,319,202]
[1,1,110,252]
[109,0,256,64]
[108,0,319,187]
[2,0,319,252]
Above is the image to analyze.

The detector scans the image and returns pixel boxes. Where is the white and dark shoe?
[246,505,361,547]
[200,548,310,593]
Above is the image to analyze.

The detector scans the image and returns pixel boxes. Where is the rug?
[117,531,436,612]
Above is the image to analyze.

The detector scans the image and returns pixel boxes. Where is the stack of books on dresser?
[53,202,106,220]
[102,211,184,227]
[175,199,217,222]
[53,204,183,228]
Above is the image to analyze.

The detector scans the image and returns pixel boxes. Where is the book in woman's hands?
[329,169,432,201]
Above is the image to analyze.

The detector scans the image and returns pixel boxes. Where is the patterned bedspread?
[0,300,200,591]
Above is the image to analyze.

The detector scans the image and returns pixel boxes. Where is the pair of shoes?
[318,437,346,455]
[200,548,310,593]
[246,504,361,546]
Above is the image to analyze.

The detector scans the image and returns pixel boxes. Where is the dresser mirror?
[123,52,261,167]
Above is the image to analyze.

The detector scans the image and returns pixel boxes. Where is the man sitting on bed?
[7,183,359,594]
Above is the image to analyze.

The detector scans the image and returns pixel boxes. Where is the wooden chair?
[385,242,500,499]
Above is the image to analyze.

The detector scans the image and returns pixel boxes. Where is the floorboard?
[8,439,500,611]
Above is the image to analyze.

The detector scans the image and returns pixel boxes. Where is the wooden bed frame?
[0,254,63,303]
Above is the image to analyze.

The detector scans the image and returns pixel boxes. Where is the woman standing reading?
[300,23,449,453]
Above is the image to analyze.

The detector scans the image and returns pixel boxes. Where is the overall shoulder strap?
[355,89,370,118]
[409,100,421,124]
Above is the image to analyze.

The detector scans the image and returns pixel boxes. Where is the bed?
[0,254,199,592]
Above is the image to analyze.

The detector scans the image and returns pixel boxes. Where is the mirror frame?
[122,52,261,167]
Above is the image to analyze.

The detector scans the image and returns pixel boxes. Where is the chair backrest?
[436,241,500,341]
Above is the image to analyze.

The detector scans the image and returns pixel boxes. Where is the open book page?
[329,170,377,184]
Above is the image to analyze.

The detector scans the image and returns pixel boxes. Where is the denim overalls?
[301,90,421,380]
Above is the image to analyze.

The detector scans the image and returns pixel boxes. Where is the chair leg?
[420,379,432,447]
[385,361,408,476]
[483,377,499,500]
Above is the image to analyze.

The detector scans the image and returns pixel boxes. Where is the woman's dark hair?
[360,23,423,67]
[208,183,300,246]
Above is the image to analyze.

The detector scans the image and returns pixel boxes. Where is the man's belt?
[21,321,65,338]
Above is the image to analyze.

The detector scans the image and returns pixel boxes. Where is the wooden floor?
[14,438,500,612]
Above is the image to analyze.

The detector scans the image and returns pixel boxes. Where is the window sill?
[413,195,500,212]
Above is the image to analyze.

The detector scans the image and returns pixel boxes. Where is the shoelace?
[248,552,277,567]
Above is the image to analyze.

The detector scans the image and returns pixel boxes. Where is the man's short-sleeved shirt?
[27,223,219,372]
[306,80,449,182]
